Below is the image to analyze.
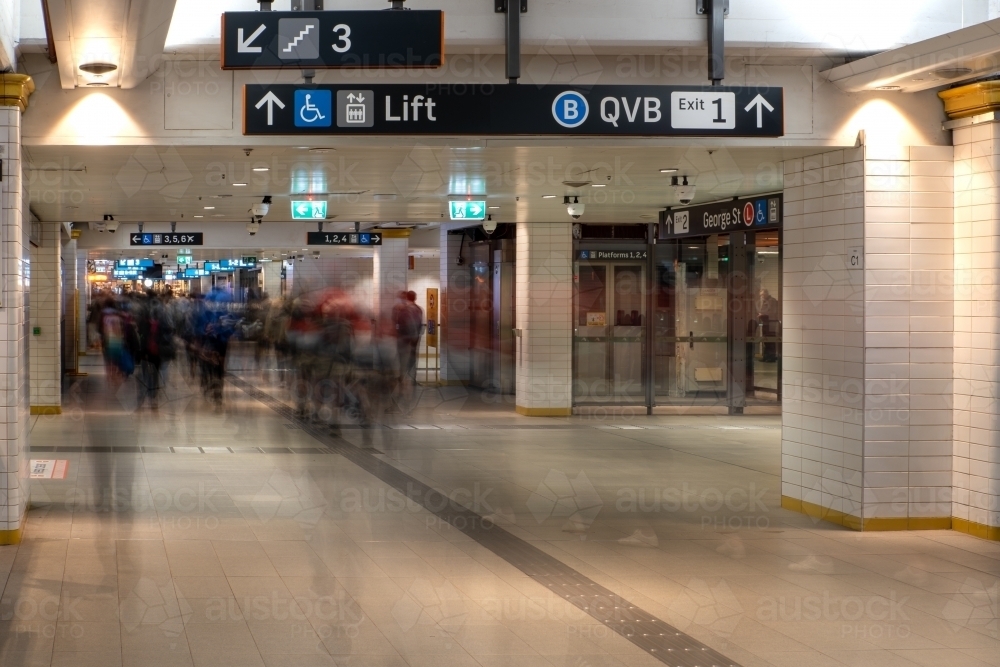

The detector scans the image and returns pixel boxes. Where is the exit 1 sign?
[449,201,486,221]
[291,200,328,220]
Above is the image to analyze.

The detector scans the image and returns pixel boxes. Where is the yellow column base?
[781,496,998,540]
[30,406,62,415]
[515,406,572,417]
[0,523,24,545]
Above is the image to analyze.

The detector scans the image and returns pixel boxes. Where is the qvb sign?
[307,232,383,246]
[659,195,782,240]
[130,233,204,246]
[244,84,784,137]
[222,11,444,70]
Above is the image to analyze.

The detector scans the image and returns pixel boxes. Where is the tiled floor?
[1,356,997,667]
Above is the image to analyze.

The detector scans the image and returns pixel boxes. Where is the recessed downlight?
[203,206,215,210]
[79,62,117,75]
[875,85,902,91]
[252,167,269,172]
[193,215,204,218]
[932,67,973,79]
[232,182,248,187]
[488,206,500,209]
[86,82,110,87]
[592,184,606,187]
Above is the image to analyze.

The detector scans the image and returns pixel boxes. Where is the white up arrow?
[744,94,775,128]
[255,91,285,126]
[238,25,266,53]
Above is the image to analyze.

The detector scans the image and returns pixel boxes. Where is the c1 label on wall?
[848,246,863,269]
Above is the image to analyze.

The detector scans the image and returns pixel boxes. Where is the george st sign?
[221,11,444,70]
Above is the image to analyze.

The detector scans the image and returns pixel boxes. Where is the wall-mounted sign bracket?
[696,0,728,85]
[495,0,527,83]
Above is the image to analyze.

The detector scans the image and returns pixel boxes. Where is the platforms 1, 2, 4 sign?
[244,84,784,137]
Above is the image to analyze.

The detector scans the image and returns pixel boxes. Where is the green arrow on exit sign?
[291,200,328,220]
[449,200,487,221]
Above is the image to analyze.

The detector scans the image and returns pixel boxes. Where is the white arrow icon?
[744,94,775,128]
[238,25,266,53]
[371,234,381,243]
[131,235,141,243]
[255,91,285,126]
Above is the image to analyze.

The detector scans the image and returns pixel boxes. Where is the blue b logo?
[552,91,589,128]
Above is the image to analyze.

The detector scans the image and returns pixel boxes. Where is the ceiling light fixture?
[542,195,556,199]
[875,85,902,91]
[252,167,269,172]
[204,206,215,210]
[488,206,500,209]
[79,62,117,75]
[193,215,204,218]
[659,168,678,174]
[592,184,606,187]
[232,182,248,187]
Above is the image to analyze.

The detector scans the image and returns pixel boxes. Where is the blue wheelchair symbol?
[755,199,767,225]
[360,234,370,244]
[294,90,332,128]
[142,234,153,244]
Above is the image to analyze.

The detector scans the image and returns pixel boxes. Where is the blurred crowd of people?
[87,287,424,433]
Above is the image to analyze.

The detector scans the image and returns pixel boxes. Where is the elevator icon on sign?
[337,90,375,127]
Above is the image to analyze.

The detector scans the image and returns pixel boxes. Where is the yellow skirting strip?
[30,406,62,415]
[782,496,998,540]
[515,406,572,417]
[0,522,24,545]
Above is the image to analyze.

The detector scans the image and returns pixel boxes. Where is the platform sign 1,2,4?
[306,231,383,246]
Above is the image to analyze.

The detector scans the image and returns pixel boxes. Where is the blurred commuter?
[393,290,423,411]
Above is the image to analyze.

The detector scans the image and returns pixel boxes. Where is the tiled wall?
[953,123,1000,532]
[863,145,954,526]
[515,223,572,414]
[1,115,29,536]
[781,148,866,523]
[782,144,957,529]
[29,221,61,409]
[287,256,374,309]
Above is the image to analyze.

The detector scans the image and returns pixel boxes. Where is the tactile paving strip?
[230,374,742,667]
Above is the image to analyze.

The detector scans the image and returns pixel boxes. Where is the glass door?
[573,261,646,403]
[653,235,730,404]
[747,230,782,402]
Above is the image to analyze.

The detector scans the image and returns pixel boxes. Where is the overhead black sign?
[307,231,383,246]
[130,233,204,246]
[243,84,784,137]
[659,195,782,240]
[578,250,648,261]
[222,11,443,69]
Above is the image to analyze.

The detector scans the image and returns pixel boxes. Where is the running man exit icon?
[278,18,320,59]
[337,90,374,127]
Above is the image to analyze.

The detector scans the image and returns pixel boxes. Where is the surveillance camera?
[567,202,585,220]
[107,221,119,233]
[483,219,498,233]
[246,221,260,236]
[672,176,696,205]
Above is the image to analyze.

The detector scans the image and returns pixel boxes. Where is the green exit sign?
[291,200,328,220]
[449,200,486,221]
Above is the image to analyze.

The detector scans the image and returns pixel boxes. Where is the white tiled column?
[0,74,33,545]
[781,149,867,529]
[953,121,1000,540]
[261,260,282,298]
[372,231,408,324]
[515,222,573,417]
[781,144,957,532]
[29,220,62,412]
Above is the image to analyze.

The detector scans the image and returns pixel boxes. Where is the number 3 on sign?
[332,24,351,53]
